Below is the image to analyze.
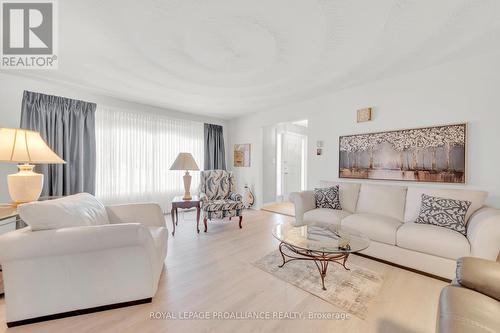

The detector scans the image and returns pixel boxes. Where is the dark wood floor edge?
[6,297,152,328]
[355,253,452,283]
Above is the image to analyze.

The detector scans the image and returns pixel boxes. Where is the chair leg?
[239,215,243,229]
[204,217,208,232]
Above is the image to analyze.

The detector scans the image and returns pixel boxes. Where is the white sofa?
[0,194,168,327]
[290,182,500,280]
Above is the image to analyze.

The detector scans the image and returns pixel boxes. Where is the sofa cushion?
[355,184,407,221]
[397,223,470,260]
[404,187,487,224]
[314,186,341,210]
[202,199,244,212]
[319,181,361,213]
[415,194,471,235]
[341,213,402,245]
[303,208,351,226]
[18,193,109,231]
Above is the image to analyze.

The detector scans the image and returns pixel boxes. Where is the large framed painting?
[339,123,466,183]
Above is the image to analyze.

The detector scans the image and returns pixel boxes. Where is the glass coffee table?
[272,223,370,290]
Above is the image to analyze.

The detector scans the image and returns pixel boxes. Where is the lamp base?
[7,164,43,205]
[182,171,192,200]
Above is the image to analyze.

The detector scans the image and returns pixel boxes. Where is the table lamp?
[169,152,199,200]
[0,128,65,205]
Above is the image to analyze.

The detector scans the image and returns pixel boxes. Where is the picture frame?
[234,144,251,167]
[339,123,467,183]
[357,108,372,123]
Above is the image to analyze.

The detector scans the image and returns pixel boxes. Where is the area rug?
[253,251,384,319]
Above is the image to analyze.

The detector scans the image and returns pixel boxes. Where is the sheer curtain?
[95,106,204,211]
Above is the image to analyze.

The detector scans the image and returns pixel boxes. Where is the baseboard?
[6,297,152,327]
[355,253,451,283]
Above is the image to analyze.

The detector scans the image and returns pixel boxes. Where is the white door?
[281,132,306,201]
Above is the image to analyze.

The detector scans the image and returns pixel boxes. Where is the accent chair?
[199,170,244,231]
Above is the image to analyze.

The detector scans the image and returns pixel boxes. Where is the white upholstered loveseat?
[0,194,168,327]
[290,182,500,279]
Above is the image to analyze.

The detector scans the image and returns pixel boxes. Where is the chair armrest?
[289,191,316,225]
[228,192,242,202]
[456,257,500,301]
[467,207,500,260]
[0,223,155,262]
[106,203,166,227]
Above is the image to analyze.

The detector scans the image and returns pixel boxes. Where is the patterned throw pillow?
[415,194,471,235]
[314,186,342,210]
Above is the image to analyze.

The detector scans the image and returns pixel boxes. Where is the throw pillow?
[18,193,110,231]
[314,186,342,210]
[415,194,471,235]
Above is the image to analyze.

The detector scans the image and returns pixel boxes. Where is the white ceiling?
[12,0,500,118]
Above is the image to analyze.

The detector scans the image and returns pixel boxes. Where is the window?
[95,106,204,211]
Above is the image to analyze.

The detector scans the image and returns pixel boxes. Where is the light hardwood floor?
[0,209,446,333]
[261,202,295,217]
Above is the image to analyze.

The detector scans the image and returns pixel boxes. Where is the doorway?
[262,120,308,215]
[277,130,307,201]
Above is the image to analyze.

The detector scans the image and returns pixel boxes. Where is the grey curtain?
[20,90,97,196]
[204,123,226,170]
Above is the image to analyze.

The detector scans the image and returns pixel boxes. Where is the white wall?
[3,51,499,209]
[228,52,500,208]
[0,73,227,203]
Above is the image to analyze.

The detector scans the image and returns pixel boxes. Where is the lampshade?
[169,152,199,171]
[0,128,65,164]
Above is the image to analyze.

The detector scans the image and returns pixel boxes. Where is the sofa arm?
[106,203,166,227]
[456,257,500,301]
[467,207,500,260]
[0,223,155,262]
[289,191,315,225]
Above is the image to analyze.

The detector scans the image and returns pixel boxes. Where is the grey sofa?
[436,256,500,333]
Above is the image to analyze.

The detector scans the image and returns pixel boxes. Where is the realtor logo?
[1,0,57,69]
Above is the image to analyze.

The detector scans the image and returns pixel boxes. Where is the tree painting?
[339,124,466,183]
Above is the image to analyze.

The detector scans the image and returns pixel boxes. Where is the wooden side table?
[170,195,201,236]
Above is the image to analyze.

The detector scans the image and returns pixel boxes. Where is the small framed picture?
[234,144,251,167]
[316,148,323,156]
[357,108,372,122]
